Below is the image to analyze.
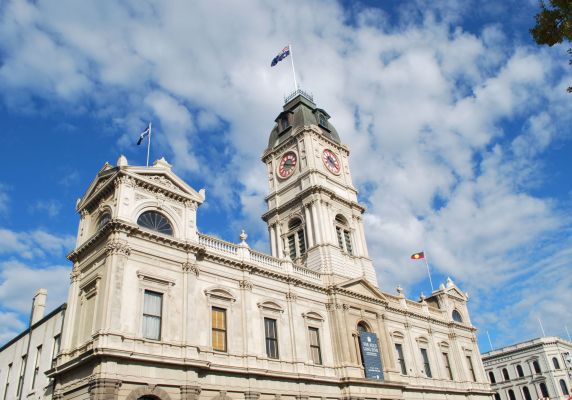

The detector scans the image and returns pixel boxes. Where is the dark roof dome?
[266,90,341,152]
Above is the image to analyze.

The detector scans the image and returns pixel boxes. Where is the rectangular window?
[336,227,344,249]
[264,318,279,359]
[31,345,42,389]
[421,348,432,378]
[16,355,26,398]
[297,230,306,254]
[51,335,61,368]
[212,307,227,352]
[395,343,407,375]
[343,230,353,255]
[142,290,162,340]
[3,363,11,400]
[443,352,453,379]
[466,355,477,382]
[308,327,322,365]
[288,234,296,259]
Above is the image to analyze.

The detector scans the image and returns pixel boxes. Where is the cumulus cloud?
[0,0,570,347]
[0,228,75,259]
[29,199,62,218]
[0,261,70,314]
[0,311,26,345]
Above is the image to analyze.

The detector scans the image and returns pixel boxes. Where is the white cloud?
[0,311,26,345]
[29,199,62,218]
[0,228,75,259]
[0,261,69,314]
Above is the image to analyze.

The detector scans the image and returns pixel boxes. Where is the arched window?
[137,211,173,236]
[97,212,111,230]
[356,322,371,370]
[508,389,516,400]
[503,368,510,381]
[286,217,306,260]
[522,386,532,400]
[489,371,497,383]
[533,360,541,374]
[539,382,549,398]
[552,357,560,369]
[560,380,569,396]
[494,394,501,400]
[334,214,353,255]
[516,364,524,377]
[452,309,463,323]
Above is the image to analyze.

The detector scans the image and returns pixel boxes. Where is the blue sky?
[0,0,571,351]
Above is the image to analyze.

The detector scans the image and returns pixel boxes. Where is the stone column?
[181,385,201,400]
[276,223,284,258]
[88,378,121,400]
[303,204,314,248]
[269,224,277,257]
[310,201,322,244]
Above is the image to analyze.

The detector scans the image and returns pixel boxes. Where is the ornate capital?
[182,262,200,276]
[105,240,131,256]
[80,209,89,218]
[285,291,297,302]
[239,279,253,291]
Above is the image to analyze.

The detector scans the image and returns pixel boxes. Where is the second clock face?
[322,149,341,175]
[278,152,297,178]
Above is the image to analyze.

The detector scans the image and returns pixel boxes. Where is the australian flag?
[271,46,290,67]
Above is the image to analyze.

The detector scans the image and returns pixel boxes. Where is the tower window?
[516,364,524,377]
[318,113,328,128]
[502,368,510,381]
[539,382,549,398]
[552,357,560,369]
[137,210,173,236]
[560,379,568,396]
[443,352,453,379]
[334,215,353,255]
[508,389,516,400]
[523,386,532,400]
[286,218,306,260]
[142,290,162,340]
[489,371,496,383]
[533,360,541,374]
[97,212,111,230]
[452,309,463,323]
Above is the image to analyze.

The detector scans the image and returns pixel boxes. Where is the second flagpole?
[146,122,152,167]
[424,250,435,292]
[289,44,298,91]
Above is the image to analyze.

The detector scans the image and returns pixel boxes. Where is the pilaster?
[88,378,121,400]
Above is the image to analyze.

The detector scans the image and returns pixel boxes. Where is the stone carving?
[148,175,178,191]
[239,280,253,291]
[105,240,131,256]
[182,262,200,276]
[285,291,297,301]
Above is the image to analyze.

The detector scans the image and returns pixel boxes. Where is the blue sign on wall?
[359,332,384,380]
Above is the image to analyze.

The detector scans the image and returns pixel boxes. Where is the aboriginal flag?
[411,252,425,260]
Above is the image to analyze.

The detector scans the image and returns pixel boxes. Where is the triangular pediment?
[77,164,120,210]
[445,287,467,301]
[335,277,387,302]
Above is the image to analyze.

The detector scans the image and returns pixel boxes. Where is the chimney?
[30,288,47,325]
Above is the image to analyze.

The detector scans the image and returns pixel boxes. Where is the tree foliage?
[530,0,572,92]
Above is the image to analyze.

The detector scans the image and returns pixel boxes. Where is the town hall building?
[0,90,493,400]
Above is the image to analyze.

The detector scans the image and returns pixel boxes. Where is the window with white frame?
[264,318,279,359]
[466,355,477,382]
[286,218,306,260]
[51,335,61,368]
[3,363,12,400]
[16,355,26,398]
[442,352,453,379]
[420,347,432,378]
[308,327,322,365]
[334,214,353,255]
[395,343,407,375]
[31,345,42,390]
[142,290,163,340]
[212,307,227,352]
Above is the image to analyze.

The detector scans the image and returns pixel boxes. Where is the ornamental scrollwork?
[285,291,297,302]
[105,240,131,256]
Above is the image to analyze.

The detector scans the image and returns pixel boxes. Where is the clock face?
[278,152,297,178]
[322,149,341,175]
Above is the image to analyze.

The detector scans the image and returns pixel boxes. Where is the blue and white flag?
[271,46,290,67]
[136,124,151,145]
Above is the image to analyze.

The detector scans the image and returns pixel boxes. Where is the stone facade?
[482,336,572,400]
[2,92,493,400]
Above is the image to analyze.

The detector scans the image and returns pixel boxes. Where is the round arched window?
[357,322,370,333]
[137,211,173,236]
[97,212,111,230]
[452,309,463,323]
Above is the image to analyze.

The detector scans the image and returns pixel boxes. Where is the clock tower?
[262,90,377,286]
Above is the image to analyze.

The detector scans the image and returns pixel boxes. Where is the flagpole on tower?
[423,250,435,292]
[288,44,298,91]
[146,122,152,167]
